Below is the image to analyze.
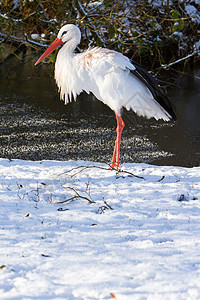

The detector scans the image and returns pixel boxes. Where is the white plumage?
[35,24,176,169]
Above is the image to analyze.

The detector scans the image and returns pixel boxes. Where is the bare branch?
[73,0,106,47]
[57,184,95,204]
[0,32,48,48]
[59,165,145,180]
[161,49,199,69]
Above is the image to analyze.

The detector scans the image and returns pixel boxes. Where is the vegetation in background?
[0,0,199,68]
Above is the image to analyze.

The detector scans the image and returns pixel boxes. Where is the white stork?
[35,24,176,169]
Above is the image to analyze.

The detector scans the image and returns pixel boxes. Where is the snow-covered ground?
[0,158,200,300]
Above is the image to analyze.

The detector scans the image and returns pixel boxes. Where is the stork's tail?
[131,60,177,121]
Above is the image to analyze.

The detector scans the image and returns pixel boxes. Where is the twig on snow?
[57,183,95,204]
[98,200,113,214]
[59,165,145,180]
[157,175,165,182]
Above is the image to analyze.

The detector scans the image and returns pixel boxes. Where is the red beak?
[35,37,63,65]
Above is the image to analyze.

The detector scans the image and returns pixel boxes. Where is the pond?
[0,54,199,167]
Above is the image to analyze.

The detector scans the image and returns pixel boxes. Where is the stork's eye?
[61,31,68,37]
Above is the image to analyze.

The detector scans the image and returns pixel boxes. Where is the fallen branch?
[57,183,95,204]
[103,200,113,210]
[98,201,113,214]
[59,165,145,180]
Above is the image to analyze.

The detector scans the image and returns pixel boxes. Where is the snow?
[185,4,200,23]
[0,158,200,299]
[195,40,200,55]
[31,34,40,40]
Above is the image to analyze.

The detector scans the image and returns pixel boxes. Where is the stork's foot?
[109,162,119,170]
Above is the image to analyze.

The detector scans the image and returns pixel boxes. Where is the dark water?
[0,55,199,167]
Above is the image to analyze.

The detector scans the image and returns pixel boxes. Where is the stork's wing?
[130,61,176,120]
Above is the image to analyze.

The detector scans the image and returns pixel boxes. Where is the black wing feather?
[130,60,176,120]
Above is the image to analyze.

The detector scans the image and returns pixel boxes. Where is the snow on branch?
[74,0,106,47]
[0,32,48,48]
[161,48,199,69]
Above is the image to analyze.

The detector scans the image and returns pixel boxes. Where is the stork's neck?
[55,37,78,78]
[61,37,79,56]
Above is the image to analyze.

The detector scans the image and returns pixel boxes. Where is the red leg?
[110,112,125,170]
[110,138,117,169]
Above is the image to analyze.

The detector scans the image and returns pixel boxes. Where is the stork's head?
[35,24,81,66]
[57,24,81,44]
